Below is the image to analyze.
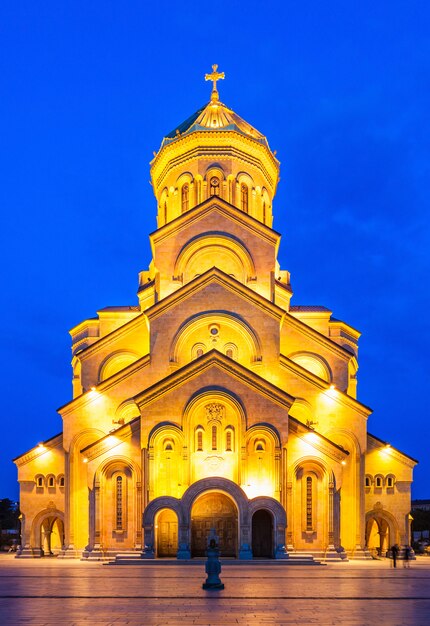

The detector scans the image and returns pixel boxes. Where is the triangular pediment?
[147,266,284,322]
[134,349,295,444]
[150,196,281,250]
[134,349,294,409]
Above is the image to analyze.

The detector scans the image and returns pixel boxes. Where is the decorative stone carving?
[205,403,225,423]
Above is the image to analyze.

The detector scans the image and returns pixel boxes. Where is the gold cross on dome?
[205,64,225,101]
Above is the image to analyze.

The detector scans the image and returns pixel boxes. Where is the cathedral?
[14,67,417,561]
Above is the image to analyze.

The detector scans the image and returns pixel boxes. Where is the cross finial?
[205,64,225,102]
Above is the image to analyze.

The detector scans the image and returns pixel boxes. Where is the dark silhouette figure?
[403,545,411,568]
[391,544,399,568]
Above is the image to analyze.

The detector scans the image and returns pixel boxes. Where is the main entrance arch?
[191,492,238,557]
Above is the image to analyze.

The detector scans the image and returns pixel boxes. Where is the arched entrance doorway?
[252,509,273,558]
[191,492,237,557]
[156,509,178,557]
[40,516,64,556]
[366,516,390,557]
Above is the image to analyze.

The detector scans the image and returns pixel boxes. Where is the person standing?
[391,544,399,568]
[403,545,411,568]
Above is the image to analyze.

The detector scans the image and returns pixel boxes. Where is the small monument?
[202,528,224,590]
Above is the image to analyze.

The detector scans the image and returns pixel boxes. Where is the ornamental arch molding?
[174,233,255,285]
[98,350,140,383]
[147,422,184,449]
[245,423,282,448]
[288,352,332,383]
[93,455,141,483]
[170,311,262,366]
[248,496,286,526]
[181,477,249,523]
[182,388,247,442]
[143,496,182,526]
[288,456,333,483]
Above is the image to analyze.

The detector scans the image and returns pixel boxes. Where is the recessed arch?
[289,398,314,426]
[288,352,332,383]
[183,389,246,442]
[174,233,255,285]
[115,399,140,423]
[99,351,140,382]
[170,311,261,367]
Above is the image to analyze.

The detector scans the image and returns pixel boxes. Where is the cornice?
[146,267,285,323]
[329,318,361,340]
[151,130,279,190]
[76,312,146,363]
[289,416,349,463]
[134,349,295,411]
[58,354,150,417]
[283,311,354,362]
[80,418,140,460]
[367,433,418,467]
[280,354,372,418]
[13,433,63,466]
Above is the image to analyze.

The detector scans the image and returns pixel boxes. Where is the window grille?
[116,476,123,530]
[306,476,313,531]
[226,431,232,451]
[241,184,248,212]
[182,184,189,212]
[212,425,217,450]
[210,177,220,196]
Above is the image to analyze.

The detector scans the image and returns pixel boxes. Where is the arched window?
[116,476,123,530]
[226,348,233,359]
[365,476,371,488]
[210,176,220,196]
[375,476,382,488]
[59,476,65,487]
[386,476,395,488]
[197,430,203,451]
[306,476,313,531]
[241,184,248,213]
[211,425,217,450]
[196,348,204,358]
[263,201,266,224]
[36,476,44,488]
[48,476,55,488]
[182,184,189,212]
[226,430,232,451]
[255,439,265,452]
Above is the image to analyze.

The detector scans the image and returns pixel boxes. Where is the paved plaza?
[0,555,430,626]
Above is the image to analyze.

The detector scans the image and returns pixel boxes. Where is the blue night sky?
[1,1,429,499]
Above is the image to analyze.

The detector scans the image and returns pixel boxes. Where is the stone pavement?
[1,554,430,625]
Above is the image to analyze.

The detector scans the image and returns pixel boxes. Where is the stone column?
[87,479,104,560]
[286,481,294,551]
[135,481,142,550]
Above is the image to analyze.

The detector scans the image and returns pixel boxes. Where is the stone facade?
[14,69,417,560]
